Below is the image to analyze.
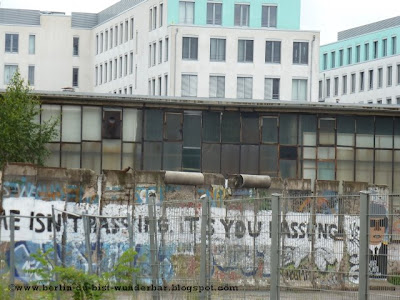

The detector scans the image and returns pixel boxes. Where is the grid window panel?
[264,78,280,100]
[234,4,249,26]
[293,42,308,64]
[181,74,197,97]
[210,38,226,61]
[29,35,35,55]
[179,1,194,24]
[209,76,225,98]
[5,33,18,53]
[292,79,307,101]
[237,77,253,99]
[207,2,222,25]
[182,37,198,60]
[238,40,253,62]
[28,66,35,86]
[72,68,79,87]
[73,37,79,56]
[265,41,281,63]
[4,65,17,84]
[261,5,277,28]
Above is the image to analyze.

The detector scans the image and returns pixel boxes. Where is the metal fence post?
[200,194,208,300]
[9,215,15,299]
[51,206,60,300]
[359,191,370,300]
[148,192,159,300]
[83,215,92,274]
[270,194,281,300]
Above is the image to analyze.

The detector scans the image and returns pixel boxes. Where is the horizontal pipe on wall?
[164,171,204,186]
[235,174,271,189]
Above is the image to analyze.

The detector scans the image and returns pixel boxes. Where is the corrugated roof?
[0,8,40,26]
[71,12,98,28]
[97,0,145,25]
[338,16,400,40]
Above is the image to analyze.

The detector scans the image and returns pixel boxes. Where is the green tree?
[0,71,58,169]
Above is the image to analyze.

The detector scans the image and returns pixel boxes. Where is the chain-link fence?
[1,193,400,299]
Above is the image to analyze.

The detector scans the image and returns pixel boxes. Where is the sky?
[1,0,399,45]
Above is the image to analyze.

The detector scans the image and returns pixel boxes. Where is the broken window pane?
[337,116,355,146]
[221,112,240,143]
[42,105,60,142]
[182,148,200,172]
[102,139,121,170]
[279,114,297,145]
[356,149,373,183]
[317,161,335,180]
[337,147,354,182]
[203,112,220,142]
[375,150,392,191]
[184,113,201,147]
[122,143,142,170]
[144,110,163,141]
[260,145,278,176]
[356,116,374,147]
[45,143,60,167]
[202,144,221,173]
[143,142,162,171]
[221,144,240,175]
[82,142,101,173]
[163,142,182,171]
[61,143,80,168]
[82,107,101,141]
[102,110,121,139]
[241,113,259,144]
[279,146,297,160]
[262,117,278,143]
[123,109,142,142]
[319,118,335,145]
[280,160,296,178]
[165,112,182,141]
[62,106,81,142]
[375,117,393,148]
[299,115,316,146]
[240,145,259,174]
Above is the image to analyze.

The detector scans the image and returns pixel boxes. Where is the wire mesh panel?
[279,194,360,299]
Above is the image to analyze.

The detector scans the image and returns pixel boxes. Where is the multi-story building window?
[159,40,163,64]
[365,43,369,60]
[95,66,98,86]
[342,75,347,94]
[152,42,156,65]
[125,20,129,42]
[4,65,17,84]
[114,58,117,79]
[28,66,35,86]
[326,78,330,97]
[209,75,225,98]
[318,80,322,100]
[210,38,226,61]
[334,77,339,96]
[179,1,195,24]
[181,74,197,96]
[99,64,103,84]
[387,66,392,86]
[119,56,123,77]
[165,37,169,61]
[153,7,157,30]
[292,79,307,101]
[339,49,343,66]
[207,2,222,25]
[5,33,18,53]
[265,41,281,63]
[149,8,152,31]
[158,76,162,95]
[29,35,35,55]
[356,45,360,62]
[73,37,79,56]
[397,64,400,85]
[109,60,112,81]
[323,53,327,70]
[234,4,249,26]
[378,68,383,88]
[261,5,277,28]
[293,42,308,64]
[72,68,79,87]
[130,52,134,74]
[124,54,128,76]
[120,23,123,44]
[264,78,280,100]
[360,71,364,91]
[387,97,392,104]
[100,33,103,53]
[347,47,352,64]
[130,18,134,39]
[110,28,113,49]
[237,76,253,99]
[373,41,378,59]
[159,4,163,27]
[105,30,108,51]
[392,36,397,54]
[164,74,168,95]
[331,51,335,68]
[238,39,253,62]
[369,69,374,90]
[383,38,387,57]
[96,34,99,54]
[149,44,152,67]
[115,25,118,47]
[351,73,356,93]
[182,37,198,60]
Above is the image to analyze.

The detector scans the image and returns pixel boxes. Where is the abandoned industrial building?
[26,91,400,199]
